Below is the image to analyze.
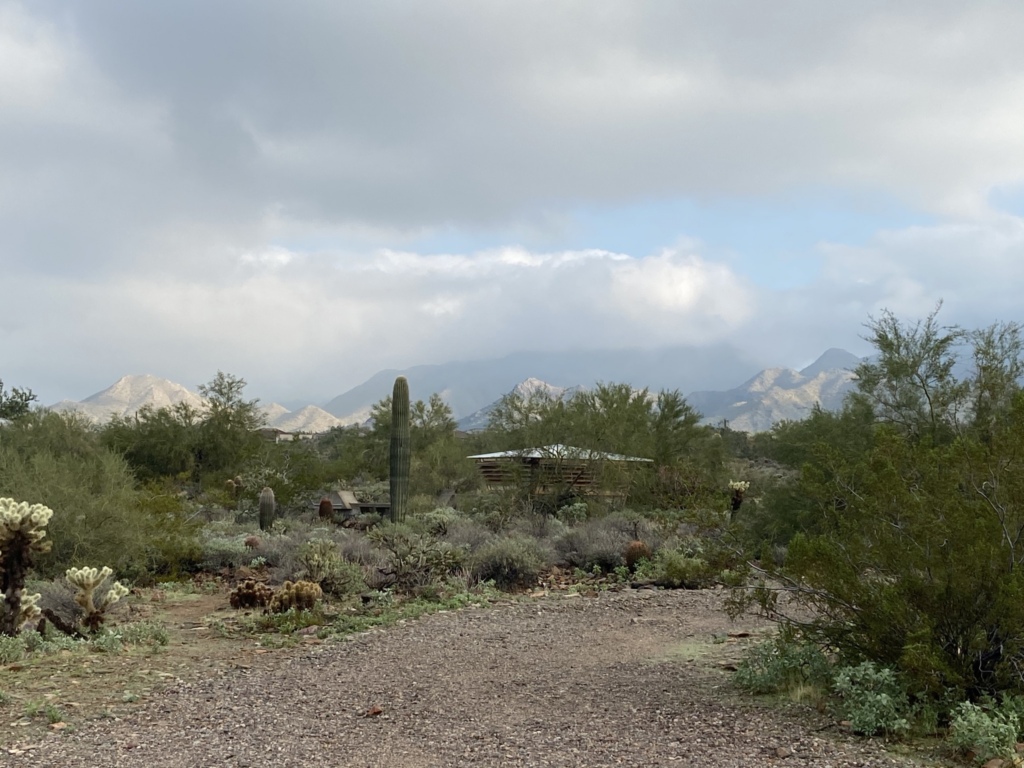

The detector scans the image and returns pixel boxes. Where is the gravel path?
[4,590,935,767]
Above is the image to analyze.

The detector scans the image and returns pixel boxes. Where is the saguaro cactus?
[258,486,276,531]
[389,376,411,523]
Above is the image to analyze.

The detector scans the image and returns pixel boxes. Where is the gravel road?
[3,589,935,767]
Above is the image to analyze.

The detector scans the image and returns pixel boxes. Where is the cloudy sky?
[3,1,1024,405]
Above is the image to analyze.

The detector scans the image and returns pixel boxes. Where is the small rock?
[775,746,793,759]
[982,759,1006,768]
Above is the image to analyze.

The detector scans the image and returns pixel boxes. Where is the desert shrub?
[197,533,251,571]
[636,549,714,589]
[0,635,26,664]
[440,517,494,553]
[734,634,833,695]
[555,501,589,524]
[832,662,911,737]
[0,426,200,579]
[469,534,548,590]
[949,699,1024,763]
[334,530,377,565]
[29,578,80,628]
[417,506,462,536]
[741,421,1024,703]
[554,518,631,572]
[462,489,522,532]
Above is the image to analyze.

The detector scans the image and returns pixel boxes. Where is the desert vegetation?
[4,307,1024,762]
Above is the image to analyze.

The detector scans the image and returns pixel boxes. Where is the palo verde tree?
[739,309,1024,704]
[193,371,265,478]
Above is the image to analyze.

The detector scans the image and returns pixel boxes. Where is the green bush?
[949,700,1022,763]
[469,534,547,590]
[636,549,714,588]
[0,635,26,664]
[832,662,911,737]
[197,533,251,571]
[0,414,200,579]
[734,634,833,695]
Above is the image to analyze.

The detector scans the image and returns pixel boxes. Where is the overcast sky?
[3,1,1024,405]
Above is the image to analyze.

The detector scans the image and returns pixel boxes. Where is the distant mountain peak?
[799,348,862,378]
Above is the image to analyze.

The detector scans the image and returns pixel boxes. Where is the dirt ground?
[1,586,941,767]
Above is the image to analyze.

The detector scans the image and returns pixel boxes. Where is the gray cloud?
[2,2,1024,403]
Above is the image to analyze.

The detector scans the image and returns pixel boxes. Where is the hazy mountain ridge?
[52,376,349,433]
[321,344,763,423]
[48,347,864,434]
[457,348,862,433]
[685,348,862,431]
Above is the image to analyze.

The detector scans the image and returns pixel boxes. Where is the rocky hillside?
[50,374,205,423]
[686,348,861,431]
[51,375,348,433]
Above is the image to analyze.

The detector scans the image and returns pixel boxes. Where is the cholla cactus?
[728,480,751,516]
[0,497,54,636]
[66,566,130,633]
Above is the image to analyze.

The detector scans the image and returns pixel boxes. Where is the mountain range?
[48,347,863,434]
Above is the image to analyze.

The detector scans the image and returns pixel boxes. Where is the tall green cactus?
[258,486,276,531]
[389,376,411,523]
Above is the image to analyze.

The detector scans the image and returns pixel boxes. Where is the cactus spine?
[389,376,411,523]
[258,486,276,531]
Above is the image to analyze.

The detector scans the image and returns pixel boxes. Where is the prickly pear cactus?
[258,486,276,531]
[389,377,411,523]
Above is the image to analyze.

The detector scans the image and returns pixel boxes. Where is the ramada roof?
[467,444,651,462]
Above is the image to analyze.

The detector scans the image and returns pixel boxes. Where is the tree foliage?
[741,308,1024,704]
[101,372,264,483]
[0,379,37,420]
[0,411,198,579]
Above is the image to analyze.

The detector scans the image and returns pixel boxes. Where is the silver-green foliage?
[0,634,26,663]
[468,534,548,590]
[832,662,911,737]
[949,700,1024,763]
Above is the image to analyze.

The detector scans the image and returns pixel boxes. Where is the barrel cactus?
[318,497,334,522]
[389,376,411,523]
[258,486,276,531]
